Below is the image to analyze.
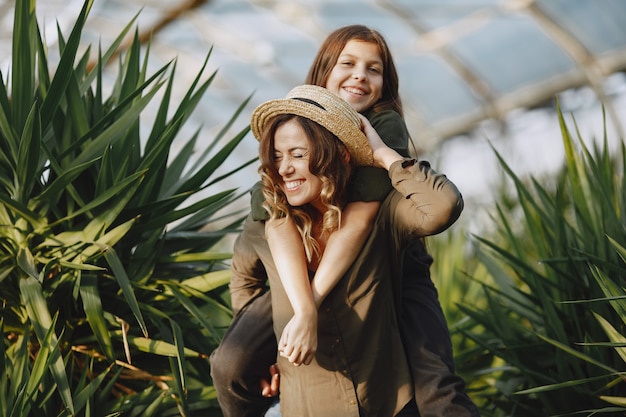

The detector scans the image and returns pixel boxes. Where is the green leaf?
[80,274,115,360]
[40,0,94,127]
[20,276,75,414]
[25,312,59,400]
[16,247,38,281]
[0,192,43,226]
[7,331,32,416]
[72,363,115,413]
[592,266,626,326]
[516,372,623,394]
[593,312,626,364]
[135,189,237,232]
[11,0,35,133]
[47,169,146,227]
[598,395,626,406]
[15,102,41,203]
[33,157,101,206]
[110,332,202,357]
[168,285,222,345]
[102,247,147,337]
[169,320,189,416]
[534,330,619,374]
[72,81,165,167]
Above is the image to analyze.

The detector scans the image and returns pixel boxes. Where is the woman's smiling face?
[273,119,324,210]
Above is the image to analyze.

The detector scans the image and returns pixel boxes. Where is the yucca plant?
[0,1,254,416]
[427,227,495,405]
[457,106,626,416]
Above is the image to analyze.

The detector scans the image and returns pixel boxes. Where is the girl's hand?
[358,114,387,159]
[358,114,402,170]
[260,363,280,397]
[278,312,318,366]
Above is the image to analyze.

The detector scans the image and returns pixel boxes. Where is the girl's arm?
[268,115,415,366]
[265,217,318,367]
[310,200,378,307]
[311,112,410,308]
[268,203,381,364]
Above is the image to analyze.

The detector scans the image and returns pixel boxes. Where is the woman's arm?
[229,216,271,315]
[360,115,463,237]
[389,159,463,236]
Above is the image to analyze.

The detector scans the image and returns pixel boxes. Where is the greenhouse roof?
[1,0,625,152]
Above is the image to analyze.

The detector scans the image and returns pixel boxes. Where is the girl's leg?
[264,399,282,417]
[395,398,420,416]
[401,240,480,417]
[210,291,278,417]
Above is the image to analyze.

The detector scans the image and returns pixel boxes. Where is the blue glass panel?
[449,15,575,93]
[399,54,481,123]
[386,0,505,29]
[537,0,626,54]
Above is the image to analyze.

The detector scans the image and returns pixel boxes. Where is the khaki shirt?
[230,159,463,417]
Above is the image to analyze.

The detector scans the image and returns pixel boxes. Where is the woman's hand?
[358,114,403,170]
[278,311,318,366]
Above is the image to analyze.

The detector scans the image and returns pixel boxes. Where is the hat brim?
[250,85,374,167]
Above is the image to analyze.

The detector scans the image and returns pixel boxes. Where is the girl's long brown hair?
[258,114,352,260]
[305,24,403,117]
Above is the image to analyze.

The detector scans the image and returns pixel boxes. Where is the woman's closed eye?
[274,151,308,162]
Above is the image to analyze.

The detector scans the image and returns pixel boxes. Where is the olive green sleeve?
[346,167,392,202]
[367,110,410,157]
[348,110,410,202]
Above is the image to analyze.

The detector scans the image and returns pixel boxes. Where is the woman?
[212,84,463,416]
[250,25,480,416]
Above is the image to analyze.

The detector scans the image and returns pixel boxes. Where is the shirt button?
[350,400,356,405]
[335,338,340,344]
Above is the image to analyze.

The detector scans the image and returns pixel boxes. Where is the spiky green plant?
[427,227,494,405]
[0,1,254,416]
[456,105,626,416]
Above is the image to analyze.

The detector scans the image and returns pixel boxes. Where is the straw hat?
[250,84,374,167]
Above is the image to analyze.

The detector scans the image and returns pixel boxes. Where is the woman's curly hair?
[258,114,352,261]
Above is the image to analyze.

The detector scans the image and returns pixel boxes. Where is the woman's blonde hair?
[258,114,352,260]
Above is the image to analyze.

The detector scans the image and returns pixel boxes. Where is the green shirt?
[347,109,410,202]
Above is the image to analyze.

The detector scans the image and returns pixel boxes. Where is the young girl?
[252,25,411,370]
[253,25,480,416]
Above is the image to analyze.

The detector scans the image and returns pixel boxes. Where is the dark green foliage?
[0,1,253,415]
[454,106,626,416]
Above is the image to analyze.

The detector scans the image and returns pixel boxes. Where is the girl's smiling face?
[273,119,324,210]
[325,40,384,113]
